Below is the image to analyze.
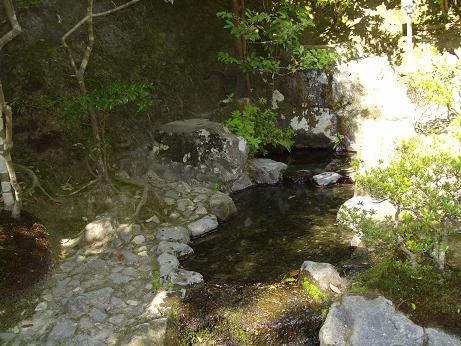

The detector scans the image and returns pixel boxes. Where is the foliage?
[331,133,345,151]
[409,52,461,120]
[17,0,47,9]
[351,257,461,332]
[60,80,153,161]
[340,132,461,271]
[225,98,294,155]
[301,277,326,302]
[63,80,154,120]
[217,1,337,80]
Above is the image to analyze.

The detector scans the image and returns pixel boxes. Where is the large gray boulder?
[251,158,287,184]
[152,119,249,183]
[425,328,461,346]
[319,296,425,346]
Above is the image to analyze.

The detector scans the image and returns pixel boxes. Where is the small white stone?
[132,235,146,245]
[35,302,47,311]
[126,300,139,306]
[145,283,153,290]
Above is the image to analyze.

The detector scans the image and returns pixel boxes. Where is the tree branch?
[0,0,22,50]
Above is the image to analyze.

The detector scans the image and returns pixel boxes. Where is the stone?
[108,314,125,325]
[338,196,396,226]
[319,296,425,346]
[84,216,118,248]
[231,173,254,192]
[156,241,194,258]
[332,57,417,168]
[79,317,93,331]
[169,269,204,286]
[132,235,146,245]
[157,253,180,281]
[118,319,168,346]
[155,225,190,243]
[64,295,89,318]
[127,300,139,306]
[300,261,346,291]
[313,172,342,186]
[152,119,249,183]
[89,308,108,322]
[47,317,76,342]
[117,223,141,243]
[121,250,141,264]
[209,192,237,221]
[284,169,315,184]
[251,159,287,185]
[108,272,132,284]
[425,328,461,346]
[188,215,219,237]
[177,198,194,212]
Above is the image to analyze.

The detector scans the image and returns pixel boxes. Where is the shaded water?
[183,151,355,284]
[172,152,356,345]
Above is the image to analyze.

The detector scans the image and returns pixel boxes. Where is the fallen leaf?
[329,283,341,294]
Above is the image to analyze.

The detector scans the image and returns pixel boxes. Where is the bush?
[340,132,461,271]
[225,98,294,155]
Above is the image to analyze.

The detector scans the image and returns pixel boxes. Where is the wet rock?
[319,296,425,346]
[84,216,118,248]
[169,269,204,286]
[425,328,461,346]
[284,169,315,184]
[188,215,219,237]
[313,172,342,186]
[156,241,194,258]
[47,316,76,342]
[231,173,254,192]
[209,192,237,221]
[155,225,190,243]
[300,261,346,291]
[251,159,287,184]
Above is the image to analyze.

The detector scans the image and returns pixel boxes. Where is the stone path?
[0,176,236,345]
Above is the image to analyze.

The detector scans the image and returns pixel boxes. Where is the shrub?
[340,132,461,271]
[225,98,294,155]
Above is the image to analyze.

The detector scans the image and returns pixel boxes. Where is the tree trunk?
[76,74,112,190]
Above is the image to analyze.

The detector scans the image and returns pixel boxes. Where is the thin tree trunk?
[0,0,22,217]
[61,0,145,192]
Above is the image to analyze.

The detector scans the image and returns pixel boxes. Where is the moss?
[351,256,461,335]
[301,277,327,303]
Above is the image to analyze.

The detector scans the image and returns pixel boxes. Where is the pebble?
[132,235,146,245]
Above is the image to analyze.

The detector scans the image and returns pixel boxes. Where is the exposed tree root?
[131,182,149,220]
[15,163,60,203]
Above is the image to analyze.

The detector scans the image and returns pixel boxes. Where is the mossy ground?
[351,254,461,335]
[165,280,330,346]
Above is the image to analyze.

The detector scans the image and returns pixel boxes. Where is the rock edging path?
[0,178,239,345]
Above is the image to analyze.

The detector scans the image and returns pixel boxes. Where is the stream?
[168,151,360,345]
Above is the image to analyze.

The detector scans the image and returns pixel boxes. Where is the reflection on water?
[183,183,354,284]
